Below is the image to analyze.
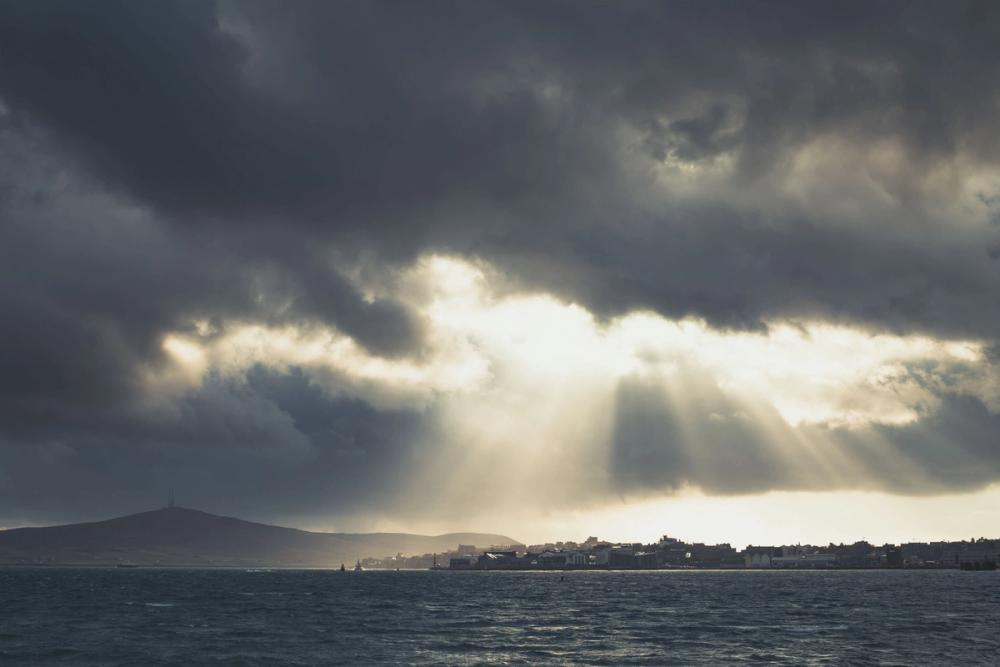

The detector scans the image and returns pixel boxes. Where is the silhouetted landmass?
[0,507,516,567]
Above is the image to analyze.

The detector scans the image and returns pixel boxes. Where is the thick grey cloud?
[3,0,1000,333]
[0,365,427,526]
[2,0,1000,524]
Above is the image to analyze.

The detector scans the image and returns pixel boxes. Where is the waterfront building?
[744,546,781,569]
[449,556,475,570]
[770,552,837,568]
[942,539,1000,568]
[538,551,568,568]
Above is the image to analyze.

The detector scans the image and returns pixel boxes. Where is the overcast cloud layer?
[1,0,1000,528]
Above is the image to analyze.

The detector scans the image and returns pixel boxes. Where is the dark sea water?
[1,568,998,665]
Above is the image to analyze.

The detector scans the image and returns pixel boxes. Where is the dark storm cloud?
[508,211,1000,339]
[0,365,426,525]
[0,0,429,355]
[2,0,1000,523]
[3,0,1000,333]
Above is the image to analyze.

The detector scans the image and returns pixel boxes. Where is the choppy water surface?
[1,569,998,665]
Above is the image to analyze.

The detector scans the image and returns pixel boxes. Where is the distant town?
[361,534,1000,571]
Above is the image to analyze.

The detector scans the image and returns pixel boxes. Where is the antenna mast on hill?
[167,487,175,509]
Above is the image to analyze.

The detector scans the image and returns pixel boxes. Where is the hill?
[0,507,516,567]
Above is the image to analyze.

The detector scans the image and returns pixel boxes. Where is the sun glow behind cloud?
[154,254,999,535]
[345,484,1000,549]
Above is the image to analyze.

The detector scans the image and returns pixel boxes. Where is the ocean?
[1,568,998,665]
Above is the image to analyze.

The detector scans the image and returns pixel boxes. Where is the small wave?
[144,602,174,607]
[784,624,848,633]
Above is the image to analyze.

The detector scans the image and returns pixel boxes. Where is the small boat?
[353,560,363,572]
[116,563,139,569]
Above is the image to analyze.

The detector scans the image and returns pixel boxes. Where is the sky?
[2,0,1000,546]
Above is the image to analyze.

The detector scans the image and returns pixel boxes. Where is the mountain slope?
[0,507,516,566]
